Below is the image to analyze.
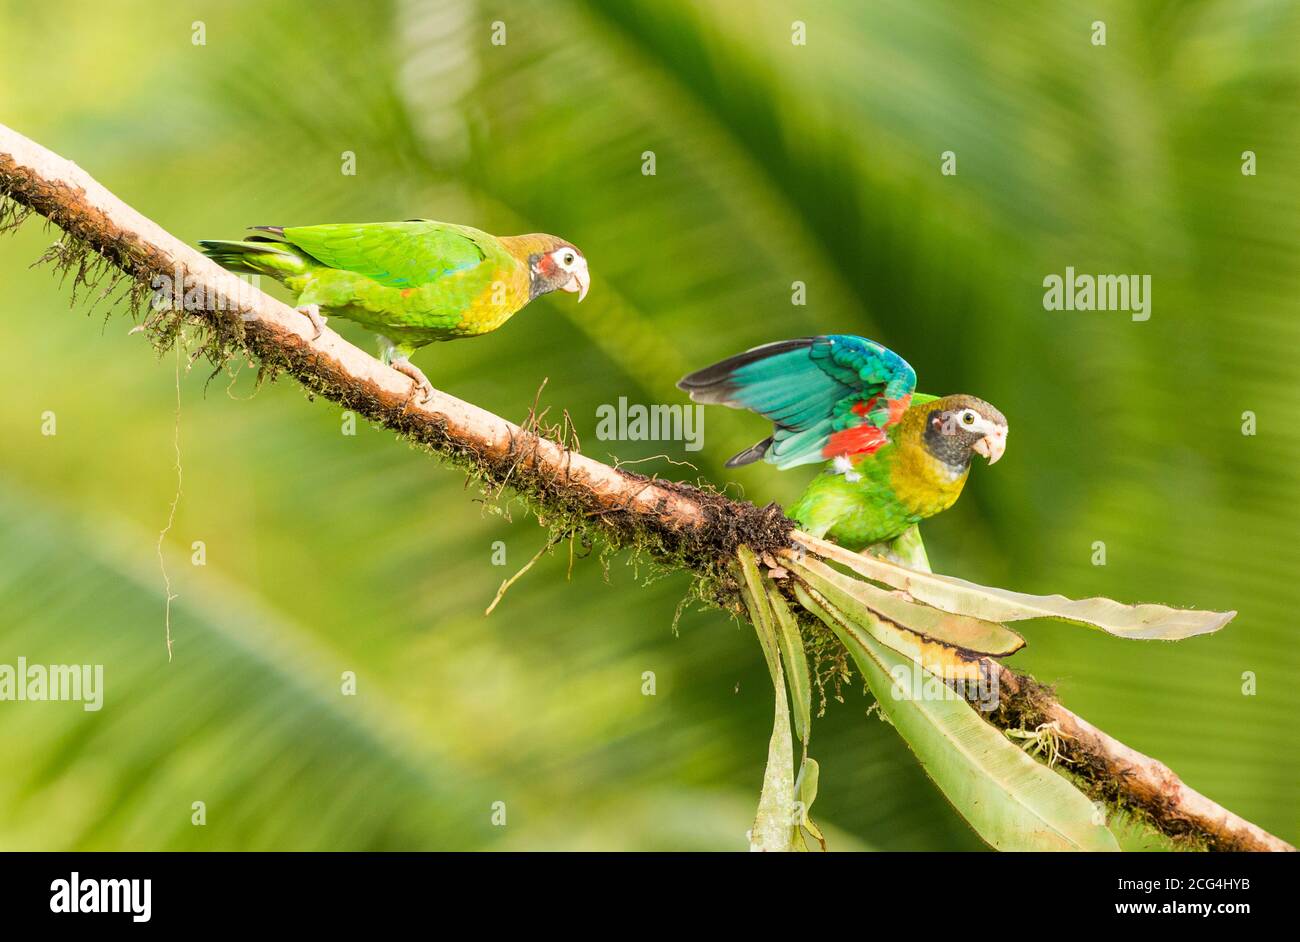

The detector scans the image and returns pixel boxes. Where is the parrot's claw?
[391,356,434,405]
[297,303,327,340]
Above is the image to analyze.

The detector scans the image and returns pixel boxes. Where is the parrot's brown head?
[921,395,1008,471]
[510,234,589,302]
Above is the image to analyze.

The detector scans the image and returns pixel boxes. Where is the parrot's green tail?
[197,239,310,281]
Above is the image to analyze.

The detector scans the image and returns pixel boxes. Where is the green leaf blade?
[789,554,1025,657]
[793,532,1234,640]
[768,585,812,746]
[736,547,800,851]
[796,585,1120,852]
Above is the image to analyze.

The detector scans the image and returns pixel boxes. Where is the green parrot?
[678,335,1007,553]
[199,220,589,400]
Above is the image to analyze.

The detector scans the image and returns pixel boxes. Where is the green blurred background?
[1,0,1296,850]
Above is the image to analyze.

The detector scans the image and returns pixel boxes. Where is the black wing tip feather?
[676,381,739,406]
[677,337,818,392]
[725,436,774,467]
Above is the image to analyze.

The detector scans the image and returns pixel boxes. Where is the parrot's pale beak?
[563,265,589,302]
[973,427,1007,465]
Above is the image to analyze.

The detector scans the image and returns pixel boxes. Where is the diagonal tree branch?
[0,122,791,569]
[0,122,1291,852]
[990,665,1293,852]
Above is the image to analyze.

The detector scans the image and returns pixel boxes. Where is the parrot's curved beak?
[563,262,590,302]
[973,427,1007,465]
[564,257,595,301]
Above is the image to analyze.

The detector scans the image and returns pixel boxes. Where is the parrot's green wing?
[678,335,917,469]
[271,221,498,289]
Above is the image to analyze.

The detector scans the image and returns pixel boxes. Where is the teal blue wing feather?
[270,221,495,288]
[677,335,916,469]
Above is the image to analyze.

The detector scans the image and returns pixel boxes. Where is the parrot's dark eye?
[961,411,975,425]
[563,252,575,266]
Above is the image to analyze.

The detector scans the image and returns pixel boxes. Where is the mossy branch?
[1,122,1290,853]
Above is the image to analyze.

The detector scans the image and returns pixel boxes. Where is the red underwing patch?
[822,425,888,458]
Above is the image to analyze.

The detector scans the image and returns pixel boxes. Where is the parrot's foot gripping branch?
[376,333,433,404]
[390,356,434,405]
[296,303,327,340]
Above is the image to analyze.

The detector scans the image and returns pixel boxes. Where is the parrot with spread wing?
[199,220,589,400]
[678,335,1007,552]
